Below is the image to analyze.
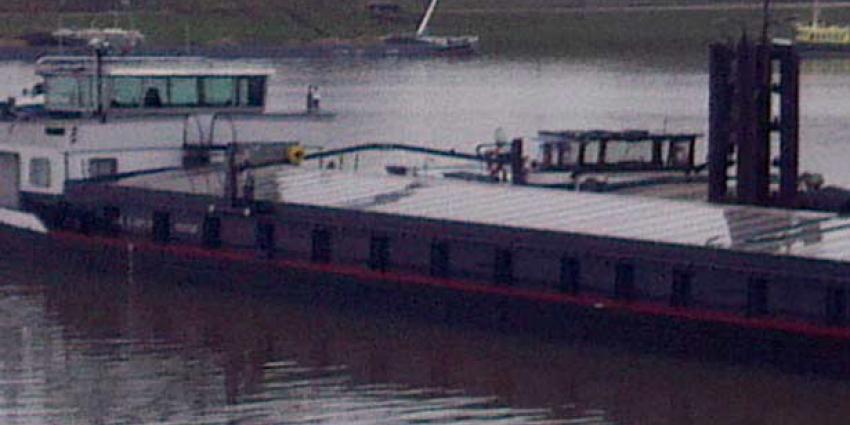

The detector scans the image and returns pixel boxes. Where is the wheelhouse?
[533,130,701,175]
[35,56,273,116]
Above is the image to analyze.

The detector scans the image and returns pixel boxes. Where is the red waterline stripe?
[51,230,850,341]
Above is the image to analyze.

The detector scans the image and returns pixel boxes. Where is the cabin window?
[311,228,331,263]
[430,240,450,278]
[256,222,276,256]
[170,77,199,106]
[608,140,652,163]
[826,287,847,326]
[670,269,693,307]
[556,142,578,166]
[202,77,235,106]
[78,77,94,109]
[46,77,76,108]
[45,127,65,136]
[152,211,171,243]
[89,158,118,178]
[202,215,221,248]
[28,157,51,188]
[559,256,580,294]
[110,77,143,108]
[494,248,513,286]
[667,140,691,167]
[369,235,390,271]
[614,263,636,300]
[238,78,250,106]
[239,77,265,107]
[582,142,600,165]
[747,277,769,317]
[45,76,92,109]
[142,78,168,107]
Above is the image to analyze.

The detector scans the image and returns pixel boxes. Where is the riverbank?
[1,1,850,60]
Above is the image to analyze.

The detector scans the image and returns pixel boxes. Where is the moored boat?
[2,37,850,355]
[792,0,850,53]
[382,0,479,55]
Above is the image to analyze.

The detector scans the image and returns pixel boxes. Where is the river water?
[2,51,850,424]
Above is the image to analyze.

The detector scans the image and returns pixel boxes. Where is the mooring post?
[94,45,106,120]
[776,45,800,207]
[225,142,239,207]
[734,35,771,206]
[708,43,733,203]
[711,36,800,208]
[754,42,773,205]
[510,138,526,185]
[734,35,757,204]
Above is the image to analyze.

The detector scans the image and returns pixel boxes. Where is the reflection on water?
[0,248,848,424]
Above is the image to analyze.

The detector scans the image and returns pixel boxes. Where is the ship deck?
[113,165,850,263]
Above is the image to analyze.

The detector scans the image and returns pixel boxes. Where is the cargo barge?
[48,162,850,345]
[3,38,850,352]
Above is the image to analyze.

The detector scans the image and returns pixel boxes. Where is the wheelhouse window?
[170,77,199,106]
[46,76,92,109]
[102,75,265,110]
[202,77,235,106]
[29,157,51,188]
[142,78,168,107]
[239,77,266,107]
[110,77,142,108]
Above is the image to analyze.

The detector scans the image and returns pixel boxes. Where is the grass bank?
[435,2,850,58]
[1,1,850,59]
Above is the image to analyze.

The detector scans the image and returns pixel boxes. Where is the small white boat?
[382,0,479,55]
[52,27,145,54]
[793,0,850,51]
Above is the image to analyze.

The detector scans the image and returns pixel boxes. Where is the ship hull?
[5,214,850,374]
[793,42,850,57]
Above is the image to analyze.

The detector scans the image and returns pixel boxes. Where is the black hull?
[3,222,848,375]
[794,42,850,57]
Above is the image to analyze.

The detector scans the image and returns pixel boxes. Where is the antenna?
[813,0,821,29]
[761,0,771,45]
[416,0,439,38]
[58,0,66,51]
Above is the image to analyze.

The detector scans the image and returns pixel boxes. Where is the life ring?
[286,145,306,165]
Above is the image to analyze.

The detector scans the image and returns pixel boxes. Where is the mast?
[761,0,771,44]
[416,0,439,38]
[813,0,820,28]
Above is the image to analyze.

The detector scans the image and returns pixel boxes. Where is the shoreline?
[4,2,850,62]
[447,1,850,15]
[0,42,478,62]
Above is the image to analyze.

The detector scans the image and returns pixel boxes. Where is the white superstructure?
[0,55,300,208]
